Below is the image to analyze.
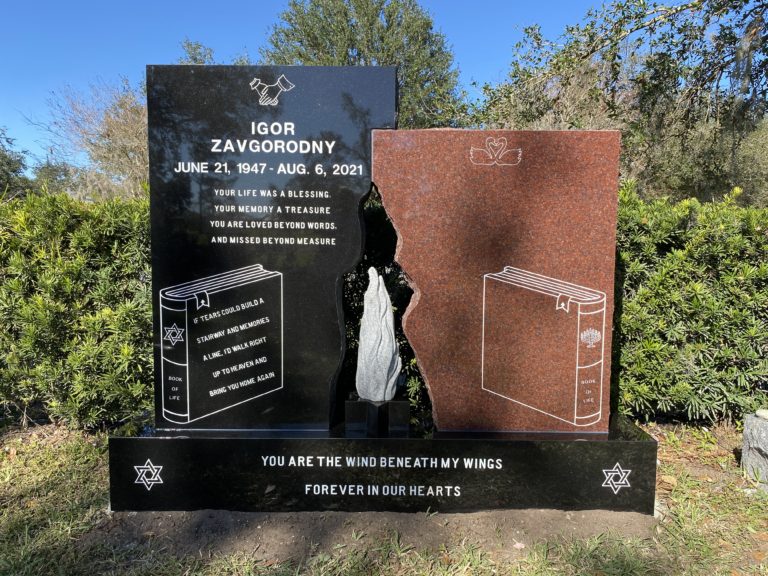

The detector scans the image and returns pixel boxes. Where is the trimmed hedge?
[0,194,152,428]
[0,187,765,428]
[617,182,768,421]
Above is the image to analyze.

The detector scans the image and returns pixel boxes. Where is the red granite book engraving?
[482,266,605,426]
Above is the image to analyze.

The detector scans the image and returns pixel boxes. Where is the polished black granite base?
[109,416,656,514]
[345,400,410,438]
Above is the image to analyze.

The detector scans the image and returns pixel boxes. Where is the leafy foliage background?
[617,182,768,421]
[0,194,152,428]
[0,187,765,428]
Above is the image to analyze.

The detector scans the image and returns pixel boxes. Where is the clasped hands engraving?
[249,74,295,106]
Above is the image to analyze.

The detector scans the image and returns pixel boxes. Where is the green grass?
[0,425,110,576]
[1,423,766,576]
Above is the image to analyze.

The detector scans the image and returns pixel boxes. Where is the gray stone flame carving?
[356,267,401,402]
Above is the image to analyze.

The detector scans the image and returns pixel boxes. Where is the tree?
[734,116,768,205]
[31,159,75,195]
[478,0,768,204]
[179,38,252,65]
[178,38,215,65]
[260,0,466,128]
[44,79,148,200]
[0,128,30,198]
[41,38,257,201]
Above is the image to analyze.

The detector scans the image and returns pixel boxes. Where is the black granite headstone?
[110,66,656,515]
[148,66,397,431]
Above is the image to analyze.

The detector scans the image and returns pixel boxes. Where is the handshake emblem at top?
[250,74,295,106]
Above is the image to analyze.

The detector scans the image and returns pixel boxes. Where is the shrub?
[0,184,765,429]
[0,193,152,428]
[617,182,768,422]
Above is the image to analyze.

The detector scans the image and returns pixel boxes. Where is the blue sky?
[2,1,598,165]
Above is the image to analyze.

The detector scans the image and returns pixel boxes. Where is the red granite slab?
[372,130,621,432]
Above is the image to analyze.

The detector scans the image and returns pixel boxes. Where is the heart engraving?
[486,137,507,159]
[470,137,522,167]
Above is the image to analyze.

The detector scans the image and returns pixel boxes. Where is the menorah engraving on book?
[481,266,606,427]
[159,264,284,424]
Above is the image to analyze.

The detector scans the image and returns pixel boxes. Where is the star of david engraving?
[134,459,163,491]
[163,323,185,346]
[602,462,631,494]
